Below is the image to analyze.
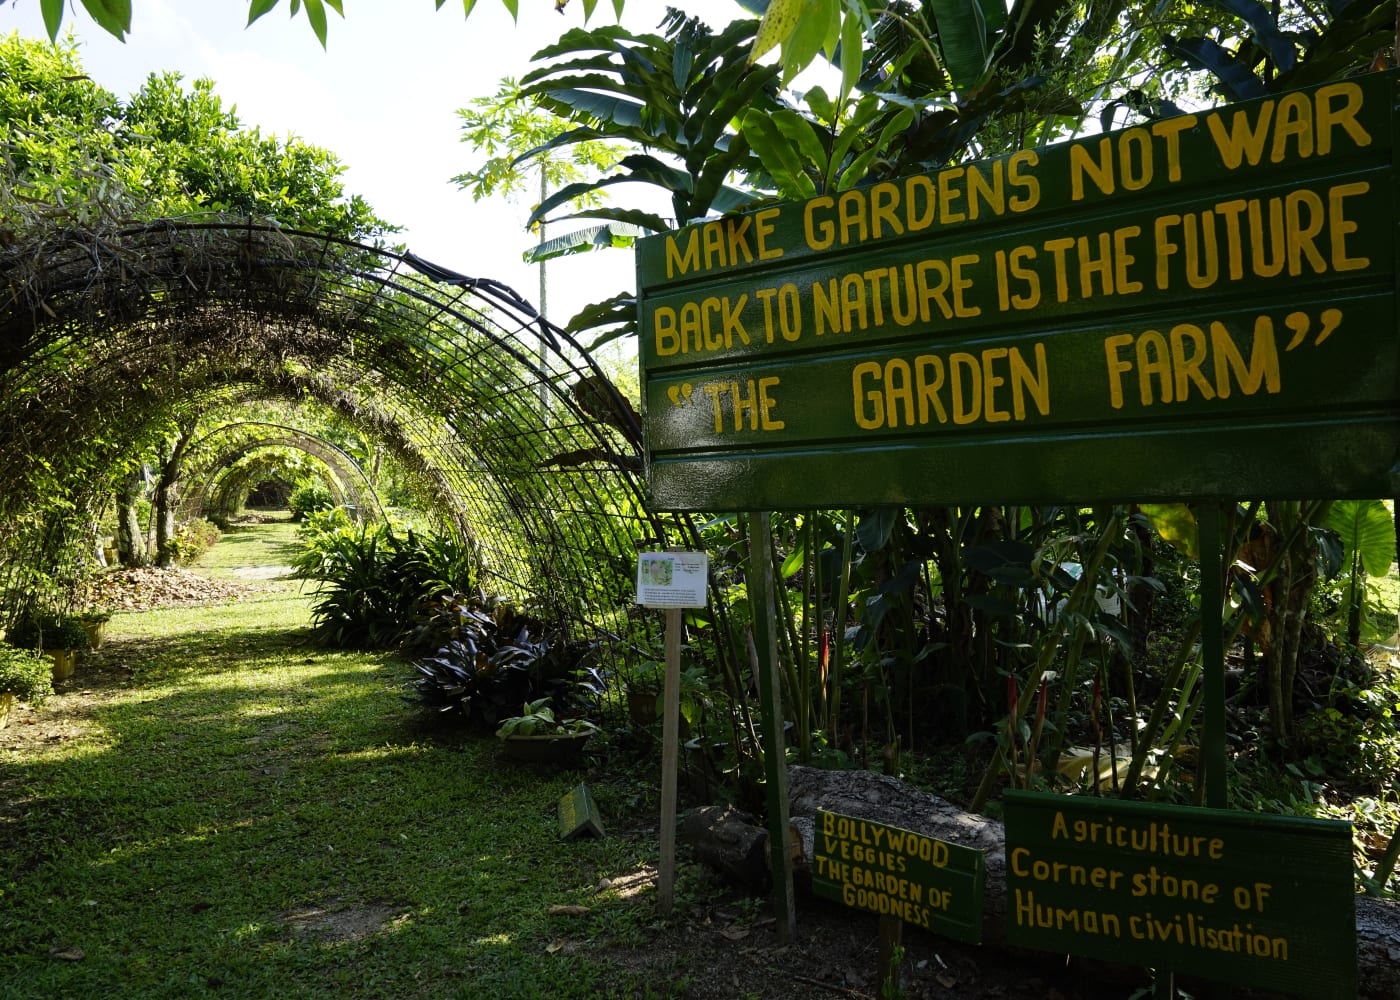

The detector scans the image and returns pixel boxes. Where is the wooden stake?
[878,915,903,997]
[657,604,683,915]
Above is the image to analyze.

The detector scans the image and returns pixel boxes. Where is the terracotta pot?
[626,688,658,725]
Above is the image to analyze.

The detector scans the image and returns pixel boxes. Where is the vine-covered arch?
[0,216,686,649]
[177,421,387,523]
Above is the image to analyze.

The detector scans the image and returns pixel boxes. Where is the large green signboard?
[636,72,1400,511]
[812,810,984,943]
[1003,791,1356,998]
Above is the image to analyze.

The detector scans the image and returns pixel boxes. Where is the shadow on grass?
[0,622,675,999]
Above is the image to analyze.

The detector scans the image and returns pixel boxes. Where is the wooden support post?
[878,915,903,997]
[1200,503,1227,811]
[749,512,796,941]
[1196,503,1228,1000]
[657,605,683,915]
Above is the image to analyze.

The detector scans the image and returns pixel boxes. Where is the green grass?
[0,519,676,999]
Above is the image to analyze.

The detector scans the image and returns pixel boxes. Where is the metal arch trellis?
[176,421,388,524]
[0,215,697,665]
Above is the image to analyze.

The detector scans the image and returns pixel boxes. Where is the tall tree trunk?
[154,422,195,567]
[116,467,148,568]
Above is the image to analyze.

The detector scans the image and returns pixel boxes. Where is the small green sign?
[812,809,984,943]
[636,72,1400,511]
[1003,791,1355,999]
[558,783,605,841]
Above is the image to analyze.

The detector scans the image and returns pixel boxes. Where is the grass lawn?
[0,516,682,999]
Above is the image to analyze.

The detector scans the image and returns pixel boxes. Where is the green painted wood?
[812,809,985,944]
[1199,504,1227,811]
[635,72,1400,512]
[749,513,796,941]
[558,783,605,841]
[1003,791,1356,999]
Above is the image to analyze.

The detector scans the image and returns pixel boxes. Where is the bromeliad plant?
[411,593,573,727]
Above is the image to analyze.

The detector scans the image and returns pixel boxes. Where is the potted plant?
[622,658,664,725]
[7,612,90,680]
[495,698,599,762]
[0,646,54,727]
[75,609,112,650]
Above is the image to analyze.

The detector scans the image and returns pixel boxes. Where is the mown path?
[0,514,686,999]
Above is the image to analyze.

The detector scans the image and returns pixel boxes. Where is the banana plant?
[512,12,781,345]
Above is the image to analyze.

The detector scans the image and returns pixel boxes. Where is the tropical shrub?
[410,593,570,726]
[168,518,221,565]
[288,482,336,521]
[292,511,475,649]
[6,611,90,652]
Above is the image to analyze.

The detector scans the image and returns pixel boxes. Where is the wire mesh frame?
[0,217,694,667]
[176,421,387,524]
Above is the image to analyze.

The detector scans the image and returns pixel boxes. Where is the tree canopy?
[0,34,389,239]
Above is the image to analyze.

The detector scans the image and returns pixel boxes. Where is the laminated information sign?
[635,551,708,608]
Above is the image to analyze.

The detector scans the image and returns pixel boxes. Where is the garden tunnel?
[0,216,693,658]
[177,421,387,524]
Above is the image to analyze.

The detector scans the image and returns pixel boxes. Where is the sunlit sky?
[0,0,746,326]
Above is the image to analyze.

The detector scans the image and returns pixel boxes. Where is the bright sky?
[0,0,745,327]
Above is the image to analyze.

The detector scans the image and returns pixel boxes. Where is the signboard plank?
[636,72,1400,511]
[1003,791,1356,999]
[812,809,985,944]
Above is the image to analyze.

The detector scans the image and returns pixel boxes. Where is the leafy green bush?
[6,611,90,651]
[0,646,54,706]
[292,512,475,649]
[288,481,335,521]
[169,518,220,565]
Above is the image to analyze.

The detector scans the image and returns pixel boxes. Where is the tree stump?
[680,804,771,895]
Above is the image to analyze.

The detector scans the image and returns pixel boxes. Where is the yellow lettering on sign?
[1206,81,1371,169]
[851,344,1049,430]
[702,378,784,433]
[1103,317,1281,409]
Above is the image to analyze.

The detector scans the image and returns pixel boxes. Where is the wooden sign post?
[635,550,709,916]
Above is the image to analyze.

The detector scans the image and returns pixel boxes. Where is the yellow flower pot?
[47,649,77,681]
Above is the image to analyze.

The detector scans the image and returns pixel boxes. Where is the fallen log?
[680,803,771,895]
[782,765,1400,1000]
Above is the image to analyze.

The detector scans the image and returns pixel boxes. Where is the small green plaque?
[1003,790,1356,999]
[812,809,984,943]
[558,783,605,841]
